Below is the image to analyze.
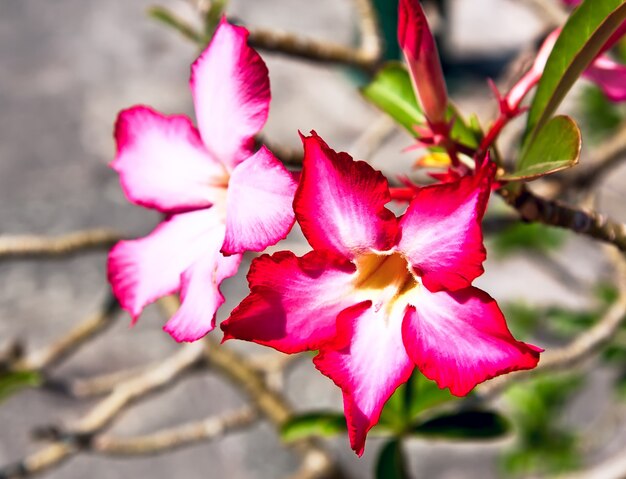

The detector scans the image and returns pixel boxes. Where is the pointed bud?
[398,0,448,125]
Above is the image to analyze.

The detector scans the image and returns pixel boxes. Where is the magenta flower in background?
[506,1,626,108]
[108,19,297,342]
[221,132,541,455]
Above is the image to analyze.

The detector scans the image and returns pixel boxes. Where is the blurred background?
[1,1,625,477]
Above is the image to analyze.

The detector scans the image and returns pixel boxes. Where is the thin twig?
[93,407,257,456]
[558,121,626,192]
[157,296,343,479]
[245,0,381,72]
[64,363,159,398]
[0,229,122,260]
[478,246,626,399]
[12,295,120,372]
[0,343,205,478]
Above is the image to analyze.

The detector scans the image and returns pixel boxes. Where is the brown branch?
[0,229,122,260]
[66,363,157,398]
[0,343,205,478]
[93,407,257,456]
[478,247,626,399]
[499,184,626,252]
[245,0,381,72]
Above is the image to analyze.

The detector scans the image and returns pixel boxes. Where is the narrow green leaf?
[375,439,409,479]
[280,411,346,442]
[525,0,626,145]
[0,370,42,403]
[505,116,581,181]
[362,62,425,134]
[411,410,511,441]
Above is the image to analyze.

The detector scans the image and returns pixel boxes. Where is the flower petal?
[107,209,222,322]
[163,245,242,342]
[398,163,494,292]
[190,19,270,170]
[296,132,398,260]
[222,146,297,255]
[113,106,227,213]
[402,286,541,396]
[221,250,357,353]
[313,301,414,456]
[585,55,626,102]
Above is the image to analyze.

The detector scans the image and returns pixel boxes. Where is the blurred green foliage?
[491,222,566,258]
[502,374,583,476]
[375,439,409,479]
[280,411,347,442]
[0,370,42,403]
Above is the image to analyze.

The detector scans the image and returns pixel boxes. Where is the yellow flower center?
[353,252,420,319]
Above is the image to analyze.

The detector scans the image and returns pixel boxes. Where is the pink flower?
[221,132,541,455]
[108,19,297,342]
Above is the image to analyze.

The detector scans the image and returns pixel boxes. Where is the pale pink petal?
[222,146,297,255]
[113,106,227,213]
[403,287,541,396]
[585,55,626,102]
[296,132,398,260]
[163,244,242,342]
[190,19,270,169]
[221,251,357,353]
[397,163,494,292]
[107,208,222,322]
[313,301,414,456]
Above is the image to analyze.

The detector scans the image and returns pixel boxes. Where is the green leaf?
[0,370,42,403]
[362,62,425,134]
[525,0,626,146]
[505,116,581,181]
[411,410,511,441]
[375,439,409,479]
[361,63,479,148]
[280,411,347,442]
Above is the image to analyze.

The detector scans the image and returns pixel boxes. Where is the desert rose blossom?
[108,19,297,342]
[221,132,541,455]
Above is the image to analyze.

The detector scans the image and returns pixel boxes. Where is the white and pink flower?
[108,19,297,342]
